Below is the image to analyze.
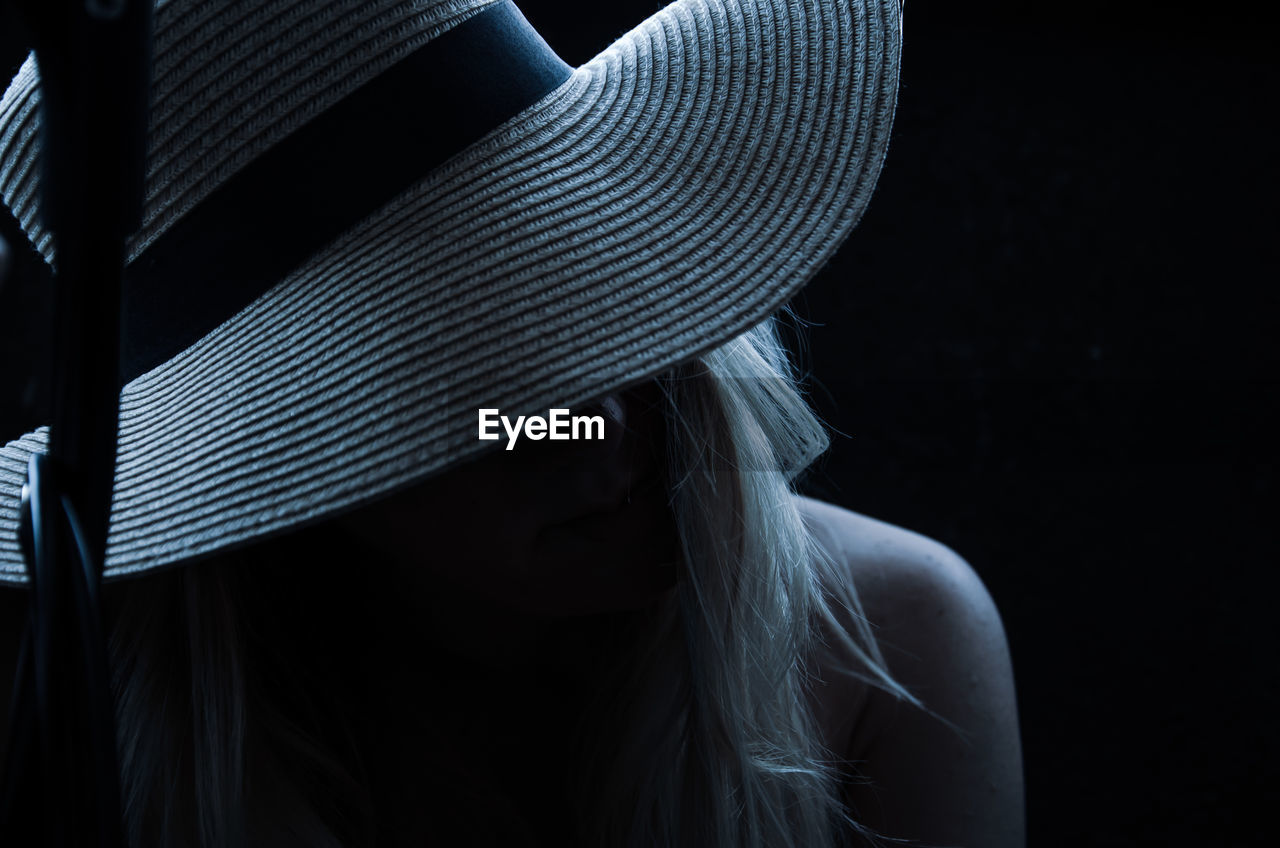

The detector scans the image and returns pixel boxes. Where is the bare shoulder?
[798,495,993,621]
[796,495,1026,848]
[797,497,1009,677]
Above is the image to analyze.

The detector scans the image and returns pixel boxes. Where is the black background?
[3,2,1277,845]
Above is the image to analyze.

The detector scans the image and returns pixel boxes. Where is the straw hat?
[0,0,902,584]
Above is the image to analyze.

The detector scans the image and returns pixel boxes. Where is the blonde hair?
[575,314,904,847]
[106,315,904,846]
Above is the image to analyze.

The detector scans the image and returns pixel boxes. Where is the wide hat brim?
[0,0,902,585]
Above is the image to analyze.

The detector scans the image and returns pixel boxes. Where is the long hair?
[105,315,906,846]
[574,315,908,847]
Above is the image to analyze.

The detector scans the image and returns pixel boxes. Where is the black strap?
[0,455,123,846]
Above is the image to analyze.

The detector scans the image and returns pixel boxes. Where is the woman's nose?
[505,387,662,519]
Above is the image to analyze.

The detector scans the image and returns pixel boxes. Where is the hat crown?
[0,0,504,263]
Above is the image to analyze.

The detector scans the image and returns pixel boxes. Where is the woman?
[0,0,1023,845]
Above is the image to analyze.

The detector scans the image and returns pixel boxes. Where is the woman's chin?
[510,559,680,618]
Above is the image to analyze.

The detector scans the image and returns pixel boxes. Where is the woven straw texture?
[0,0,902,584]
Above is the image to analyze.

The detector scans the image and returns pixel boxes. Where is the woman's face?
[337,382,679,618]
